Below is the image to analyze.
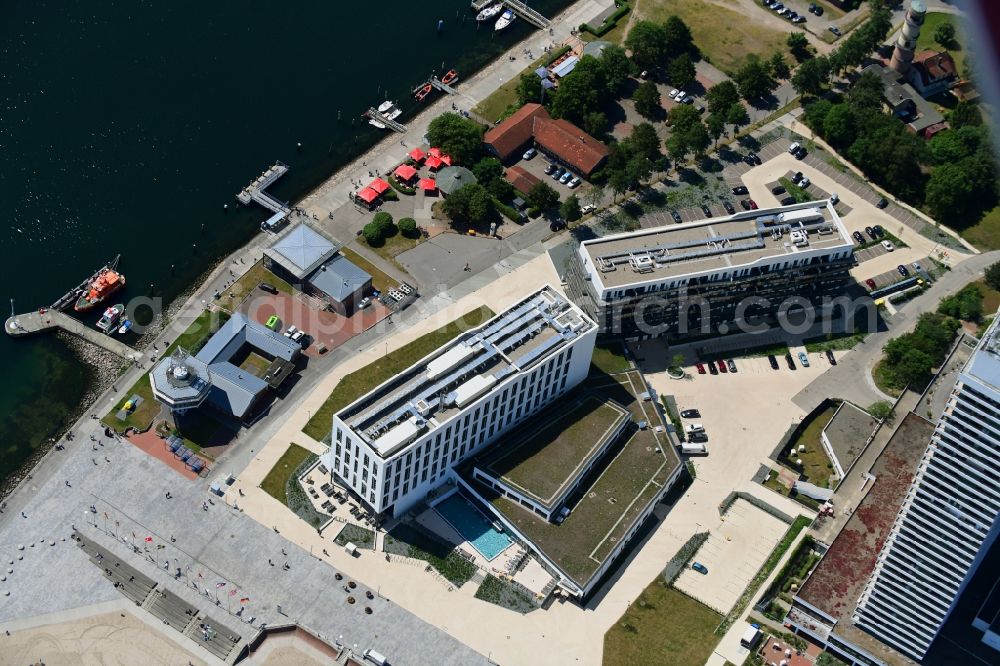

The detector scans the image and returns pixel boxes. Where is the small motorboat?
[441,69,459,85]
[369,100,402,129]
[96,304,125,334]
[414,83,433,102]
[117,318,132,335]
[476,3,503,21]
[495,9,515,31]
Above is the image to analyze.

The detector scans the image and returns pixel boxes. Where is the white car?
[559,171,573,184]
[800,176,810,188]
[581,203,596,214]
[685,423,705,434]
[669,88,679,99]
[283,325,298,338]
[881,240,895,252]
[568,176,581,188]
[788,142,800,154]
[522,148,537,160]
[675,90,687,101]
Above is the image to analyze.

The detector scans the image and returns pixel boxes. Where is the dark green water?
[0,0,570,483]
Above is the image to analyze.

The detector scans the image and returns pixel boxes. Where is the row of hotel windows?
[331,348,574,510]
[604,251,852,300]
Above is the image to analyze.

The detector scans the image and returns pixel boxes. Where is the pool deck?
[434,494,513,561]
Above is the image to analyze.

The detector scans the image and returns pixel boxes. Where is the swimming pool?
[434,493,513,561]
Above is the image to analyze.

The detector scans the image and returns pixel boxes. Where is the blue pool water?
[434,494,513,561]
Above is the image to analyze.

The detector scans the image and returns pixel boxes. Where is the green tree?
[787,32,811,61]
[706,112,726,148]
[625,20,669,71]
[803,99,834,132]
[985,261,1000,291]
[684,122,711,158]
[585,184,605,209]
[726,102,747,135]
[867,400,895,421]
[769,51,790,80]
[528,181,560,211]
[633,80,662,119]
[486,177,515,201]
[608,169,629,202]
[515,72,542,105]
[472,157,504,186]
[666,133,689,168]
[667,53,696,89]
[560,194,582,222]
[625,155,653,187]
[599,45,632,95]
[925,159,980,224]
[894,348,935,387]
[791,56,830,96]
[950,100,983,129]
[846,70,885,112]
[733,55,775,101]
[934,22,957,49]
[624,122,662,162]
[426,113,484,165]
[823,104,857,148]
[927,126,988,164]
[398,217,418,238]
[663,15,694,58]
[442,183,495,228]
[706,80,740,116]
[668,103,701,133]
[372,211,394,235]
[550,56,606,124]
[582,111,609,138]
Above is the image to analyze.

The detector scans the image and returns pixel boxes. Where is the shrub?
[372,211,394,233]
[398,217,418,238]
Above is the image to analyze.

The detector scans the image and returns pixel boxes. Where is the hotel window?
[336,428,342,443]
[422,469,428,482]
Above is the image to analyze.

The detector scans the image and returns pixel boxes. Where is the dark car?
[865,278,877,290]
[852,230,865,244]
[780,196,796,206]
[732,185,749,195]
[873,224,885,237]
[683,96,695,105]
[258,282,279,294]
[898,264,910,277]
[829,26,842,37]
[826,349,837,365]
[876,198,888,209]
[696,362,706,374]
[785,352,796,370]
[771,185,786,195]
[724,201,736,214]
[744,154,755,166]
[671,210,683,223]
[791,171,803,184]
[740,199,751,210]
[768,354,779,370]
[717,359,728,373]
[814,6,823,15]
[688,431,709,443]
[544,162,556,175]
[708,361,718,375]
[749,199,758,209]
[865,226,877,239]
[701,204,712,216]
[794,146,808,159]
[549,219,566,232]
[726,359,737,373]
[750,152,762,165]
[681,409,701,418]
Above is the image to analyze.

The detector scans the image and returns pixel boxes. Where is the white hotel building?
[322,286,597,518]
[854,312,1000,659]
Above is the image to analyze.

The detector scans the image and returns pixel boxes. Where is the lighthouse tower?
[889,0,927,76]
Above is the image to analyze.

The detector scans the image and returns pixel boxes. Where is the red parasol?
[418,178,437,191]
[393,164,418,181]
[440,154,453,166]
[356,187,379,203]
[425,155,443,169]
[428,147,443,158]
[369,177,390,194]
[408,147,426,162]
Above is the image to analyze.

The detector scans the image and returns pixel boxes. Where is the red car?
[716,359,728,373]
[749,199,758,210]
[696,362,706,374]
[865,278,877,290]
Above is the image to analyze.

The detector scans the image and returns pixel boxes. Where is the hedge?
[495,198,520,222]
[579,3,630,38]
[388,175,416,195]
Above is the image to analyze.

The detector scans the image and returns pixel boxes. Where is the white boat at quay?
[476,3,503,21]
[369,100,402,129]
[494,8,515,31]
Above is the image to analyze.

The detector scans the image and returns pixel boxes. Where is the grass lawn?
[335,523,375,549]
[473,51,549,123]
[340,246,396,294]
[781,404,837,488]
[474,574,537,613]
[976,279,1000,313]
[961,206,1000,252]
[101,310,230,433]
[804,332,866,353]
[363,227,422,265]
[384,523,477,586]
[778,177,812,204]
[872,358,904,398]
[590,342,631,375]
[762,469,821,511]
[302,305,494,440]
[916,13,966,74]
[639,0,793,74]
[215,260,293,314]
[260,443,314,505]
[603,582,722,666]
[238,352,271,378]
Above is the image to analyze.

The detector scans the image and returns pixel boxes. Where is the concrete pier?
[237,162,292,230]
[5,310,139,360]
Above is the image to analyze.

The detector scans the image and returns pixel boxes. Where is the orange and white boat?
[414,83,433,101]
[441,69,459,85]
[74,268,125,312]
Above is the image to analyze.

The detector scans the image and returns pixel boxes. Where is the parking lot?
[513,151,584,199]
[674,497,789,614]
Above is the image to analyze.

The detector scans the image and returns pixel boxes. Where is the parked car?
[258,282,278,294]
[791,172,803,184]
[291,329,306,343]
[544,162,556,175]
[669,88,679,99]
[682,95,694,105]
[265,315,280,331]
[724,200,736,214]
[794,146,808,159]
[800,176,810,188]
[696,362,706,374]
[852,230,865,244]
[898,264,910,277]
[829,26,842,37]
[826,349,837,365]
[549,219,566,232]
[873,224,885,237]
[793,15,806,23]
[559,171,573,184]
[732,185,749,195]
[798,351,810,367]
[788,142,800,155]
[749,199,758,209]
[681,409,701,418]
[785,352,796,370]
[359,296,372,309]
[726,359,737,373]
[701,204,712,217]
[780,196,796,206]
[749,152,762,165]
[688,431,709,443]
[692,562,709,575]
[708,361,718,375]
[912,261,923,272]
[881,240,895,251]
[671,210,682,223]
[768,354,779,370]
[740,199,751,210]
[551,166,564,180]
[876,197,888,209]
[865,226,877,239]
[523,148,537,160]
[743,153,756,166]
[283,324,297,338]
[581,203,596,215]
[569,176,581,188]
[865,278,877,290]
[771,185,786,195]
[716,359,727,373]
[813,5,823,15]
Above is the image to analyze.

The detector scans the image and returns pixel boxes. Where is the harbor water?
[0,0,572,484]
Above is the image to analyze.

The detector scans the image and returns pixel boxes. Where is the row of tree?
[881,312,961,389]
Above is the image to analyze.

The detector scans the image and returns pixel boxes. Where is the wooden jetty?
[6,309,138,360]
[469,0,549,28]
[429,76,459,96]
[236,162,291,230]
[366,107,407,133]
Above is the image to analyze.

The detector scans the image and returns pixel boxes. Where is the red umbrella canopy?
[418,178,437,191]
[408,147,426,162]
[369,177,390,194]
[440,154,453,166]
[393,164,418,181]
[356,187,379,203]
[428,147,443,158]
[425,155,443,169]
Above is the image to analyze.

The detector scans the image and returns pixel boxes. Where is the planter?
[348,581,357,589]
[347,596,356,604]
[335,573,343,580]
[364,606,373,614]
[365,590,374,599]
[667,367,685,379]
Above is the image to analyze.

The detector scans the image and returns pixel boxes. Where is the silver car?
[559,171,573,184]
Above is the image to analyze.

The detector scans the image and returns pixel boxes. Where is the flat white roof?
[453,374,497,408]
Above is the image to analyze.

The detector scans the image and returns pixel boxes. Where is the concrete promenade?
[5,309,139,360]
